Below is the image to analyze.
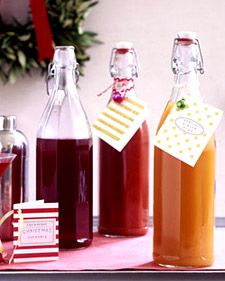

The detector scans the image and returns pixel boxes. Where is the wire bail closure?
[46,62,79,96]
[171,37,204,75]
[109,47,139,78]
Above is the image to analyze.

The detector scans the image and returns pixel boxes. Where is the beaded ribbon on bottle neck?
[98,43,138,103]
[111,77,134,103]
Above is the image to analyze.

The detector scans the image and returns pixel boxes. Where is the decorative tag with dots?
[154,96,223,167]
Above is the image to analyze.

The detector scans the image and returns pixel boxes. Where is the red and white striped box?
[12,201,59,263]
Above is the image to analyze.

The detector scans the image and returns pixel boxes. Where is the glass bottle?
[98,42,150,236]
[36,46,93,249]
[0,115,28,241]
[153,32,215,267]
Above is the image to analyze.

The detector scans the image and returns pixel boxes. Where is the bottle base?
[59,238,92,249]
[157,263,209,269]
[153,256,213,268]
[98,226,148,237]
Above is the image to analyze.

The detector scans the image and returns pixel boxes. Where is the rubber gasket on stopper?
[115,41,133,54]
[177,31,197,44]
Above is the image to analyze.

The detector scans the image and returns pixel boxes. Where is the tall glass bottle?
[99,42,149,236]
[153,32,215,267]
[0,115,28,241]
[36,46,93,249]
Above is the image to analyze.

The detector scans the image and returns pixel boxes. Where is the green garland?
[0,0,101,83]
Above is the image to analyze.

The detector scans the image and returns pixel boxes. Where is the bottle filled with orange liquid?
[153,32,215,267]
[98,42,149,236]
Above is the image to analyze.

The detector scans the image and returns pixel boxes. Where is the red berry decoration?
[112,92,124,103]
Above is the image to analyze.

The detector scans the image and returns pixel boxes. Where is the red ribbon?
[29,0,54,61]
[97,78,135,103]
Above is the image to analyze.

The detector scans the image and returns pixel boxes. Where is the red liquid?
[36,138,93,248]
[0,147,27,241]
[0,161,10,177]
[12,145,28,203]
[99,121,149,236]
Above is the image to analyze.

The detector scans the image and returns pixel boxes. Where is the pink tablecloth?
[0,228,224,271]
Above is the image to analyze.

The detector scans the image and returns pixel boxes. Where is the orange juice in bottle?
[153,32,215,267]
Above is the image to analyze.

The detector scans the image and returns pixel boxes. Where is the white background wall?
[0,0,224,216]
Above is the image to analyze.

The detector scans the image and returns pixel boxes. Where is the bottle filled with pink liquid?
[36,46,93,249]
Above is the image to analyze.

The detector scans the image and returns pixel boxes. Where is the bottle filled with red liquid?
[98,42,150,236]
[0,116,28,241]
[36,46,93,249]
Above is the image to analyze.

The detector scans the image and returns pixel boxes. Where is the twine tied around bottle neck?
[97,78,135,103]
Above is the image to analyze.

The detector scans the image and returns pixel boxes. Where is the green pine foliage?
[0,0,100,83]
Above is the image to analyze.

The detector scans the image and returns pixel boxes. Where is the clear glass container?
[0,115,28,241]
[36,46,93,249]
[153,32,215,267]
[98,42,150,236]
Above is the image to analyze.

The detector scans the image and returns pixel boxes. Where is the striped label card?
[12,201,59,263]
[92,96,149,151]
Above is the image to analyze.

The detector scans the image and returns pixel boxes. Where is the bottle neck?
[110,47,138,101]
[171,69,201,102]
[111,77,136,102]
[55,67,77,92]
[171,38,204,102]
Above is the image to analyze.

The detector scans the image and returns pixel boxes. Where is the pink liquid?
[36,138,93,249]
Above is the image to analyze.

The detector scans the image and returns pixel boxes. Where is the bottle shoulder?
[157,102,174,131]
[37,90,91,139]
[0,130,28,145]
